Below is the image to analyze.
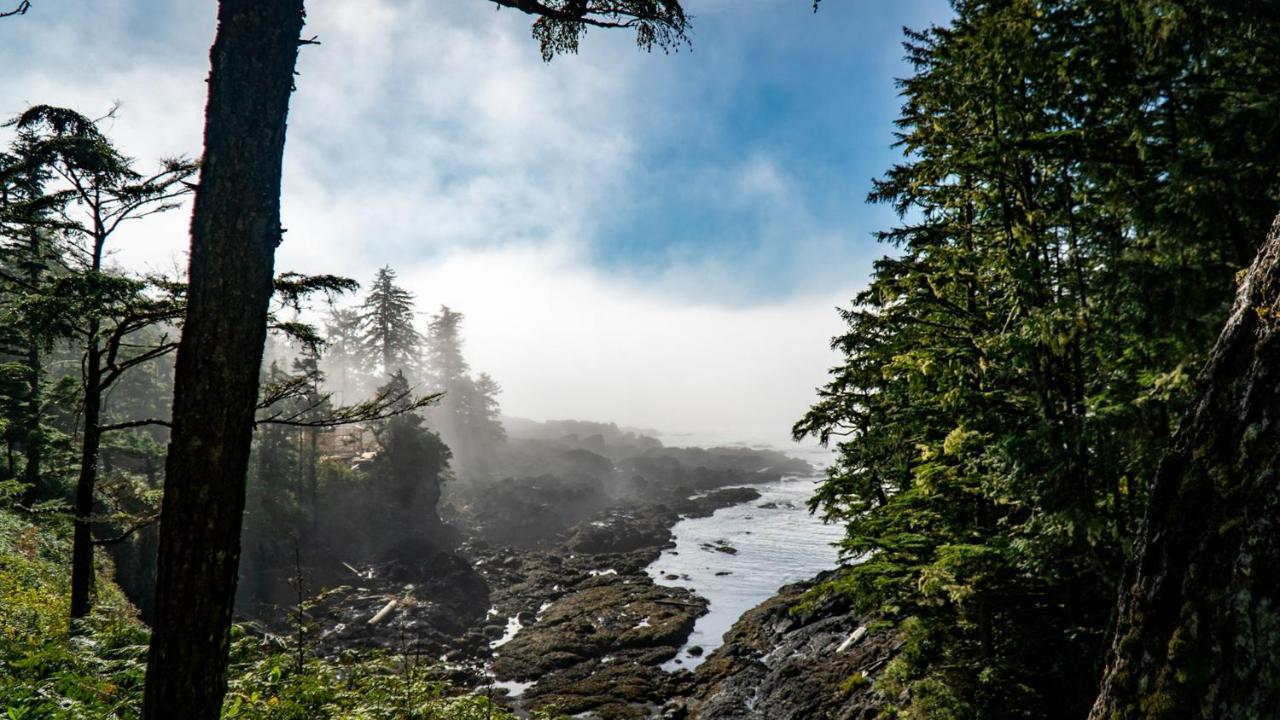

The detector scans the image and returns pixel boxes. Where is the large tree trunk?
[1090,213,1280,719]
[21,229,42,498]
[69,331,101,620]
[142,2,304,717]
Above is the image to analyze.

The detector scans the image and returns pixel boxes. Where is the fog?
[0,0,921,451]
[397,246,851,446]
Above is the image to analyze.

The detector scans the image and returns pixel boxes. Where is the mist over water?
[644,437,845,670]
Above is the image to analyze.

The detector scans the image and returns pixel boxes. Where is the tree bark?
[21,230,43,497]
[142,1,304,717]
[1090,213,1280,719]
[68,330,101,620]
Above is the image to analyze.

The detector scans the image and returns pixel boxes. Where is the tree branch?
[0,0,30,18]
[93,514,159,546]
[100,419,173,433]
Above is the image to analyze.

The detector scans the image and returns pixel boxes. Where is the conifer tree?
[796,3,1280,717]
[320,306,365,402]
[422,306,505,480]
[0,132,65,499]
[357,266,421,381]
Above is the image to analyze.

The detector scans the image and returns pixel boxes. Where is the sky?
[0,0,952,445]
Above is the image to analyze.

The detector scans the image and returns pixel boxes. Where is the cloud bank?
[0,0,953,444]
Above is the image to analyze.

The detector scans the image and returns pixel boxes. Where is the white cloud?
[399,244,850,445]
[0,0,869,444]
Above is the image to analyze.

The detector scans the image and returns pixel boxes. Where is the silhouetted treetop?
[487,0,691,60]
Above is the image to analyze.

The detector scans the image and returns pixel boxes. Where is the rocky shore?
[297,481,771,717]
[671,572,898,720]
[267,432,889,719]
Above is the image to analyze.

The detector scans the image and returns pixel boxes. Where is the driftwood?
[367,599,398,625]
[836,626,867,653]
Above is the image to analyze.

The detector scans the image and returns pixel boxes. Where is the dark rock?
[462,474,612,548]
[565,506,679,554]
[700,540,738,555]
[678,572,898,720]
[675,487,763,519]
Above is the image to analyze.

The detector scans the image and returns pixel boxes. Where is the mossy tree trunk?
[142,1,304,716]
[1090,213,1280,719]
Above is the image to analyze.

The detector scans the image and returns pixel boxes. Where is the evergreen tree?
[423,304,469,388]
[0,132,66,499]
[364,370,451,557]
[796,2,1280,717]
[356,266,420,381]
[17,107,193,621]
[320,306,365,403]
[422,306,505,481]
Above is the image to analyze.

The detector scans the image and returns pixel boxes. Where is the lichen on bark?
[1090,213,1280,719]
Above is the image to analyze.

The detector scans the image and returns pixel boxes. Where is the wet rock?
[491,574,707,679]
[487,569,709,719]
[675,487,763,519]
[700,540,738,555]
[677,572,898,720]
[565,506,679,555]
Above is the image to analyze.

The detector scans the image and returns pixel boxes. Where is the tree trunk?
[21,229,42,497]
[69,331,101,620]
[1090,213,1280,719]
[22,327,41,490]
[142,2,304,717]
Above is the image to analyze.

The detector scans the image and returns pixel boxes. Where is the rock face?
[491,571,707,718]
[676,572,898,720]
[1090,214,1280,718]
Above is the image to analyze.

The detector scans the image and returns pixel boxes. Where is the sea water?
[644,439,846,670]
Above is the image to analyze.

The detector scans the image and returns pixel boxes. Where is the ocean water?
[644,439,847,670]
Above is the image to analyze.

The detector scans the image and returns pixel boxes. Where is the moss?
[842,671,872,695]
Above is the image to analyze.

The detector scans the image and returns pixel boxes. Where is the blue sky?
[1,0,952,442]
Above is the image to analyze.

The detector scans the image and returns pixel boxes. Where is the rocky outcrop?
[305,549,492,664]
[281,434,828,718]
[491,572,707,718]
[674,572,898,720]
[1090,213,1280,718]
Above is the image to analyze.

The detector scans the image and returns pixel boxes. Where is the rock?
[677,572,898,720]
[700,540,738,555]
[675,487,763,519]
[565,506,679,555]
[489,571,709,718]
[304,550,490,658]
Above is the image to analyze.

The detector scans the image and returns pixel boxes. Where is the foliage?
[487,0,690,62]
[0,504,558,719]
[224,645,564,720]
[422,307,505,482]
[796,1,1280,717]
[358,266,422,382]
